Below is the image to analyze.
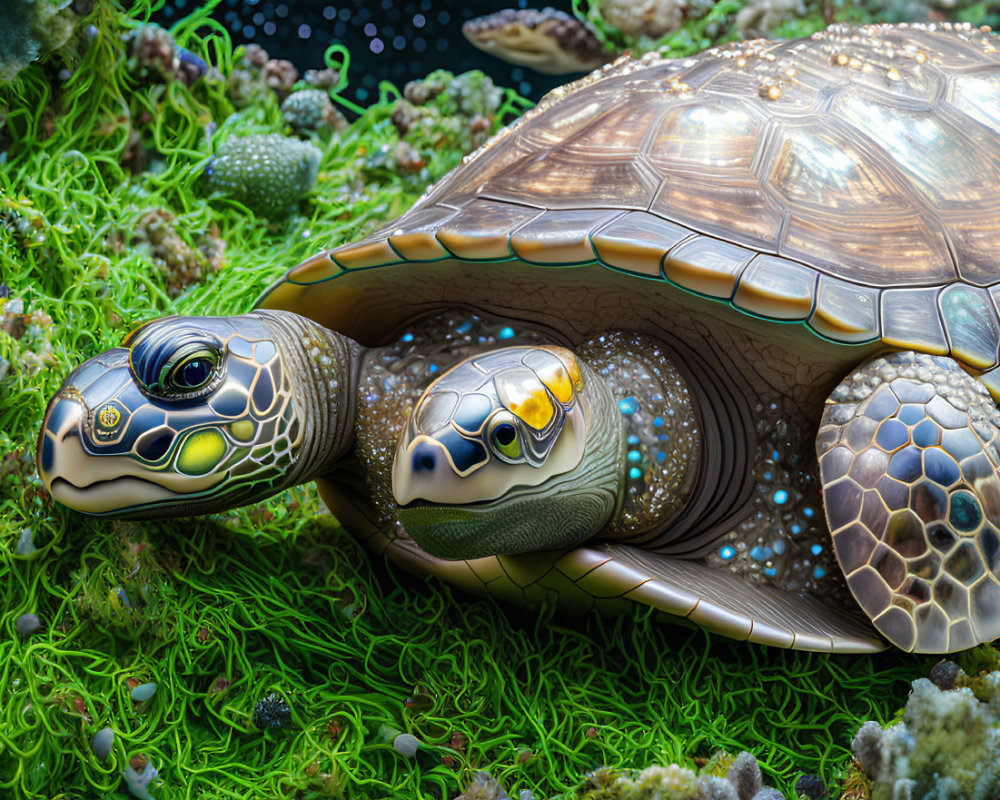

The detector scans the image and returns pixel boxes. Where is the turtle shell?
[258,23,1000,652]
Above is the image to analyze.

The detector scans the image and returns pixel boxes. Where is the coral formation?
[598,0,689,40]
[851,664,1000,800]
[208,134,321,215]
[0,0,84,83]
[130,210,225,297]
[280,88,348,136]
[127,23,208,86]
[735,0,808,39]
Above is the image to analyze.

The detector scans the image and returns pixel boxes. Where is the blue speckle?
[803,506,815,518]
[456,320,473,334]
[401,332,414,343]
[763,566,777,577]
[653,416,663,427]
[628,467,642,480]
[627,435,640,445]
[949,490,982,532]
[719,545,735,561]
[763,471,773,481]
[772,539,786,556]
[657,452,666,463]
[750,546,772,562]
[627,450,642,463]
[790,524,802,535]
[428,364,439,374]
[813,566,826,580]
[810,543,823,556]
[773,489,788,505]
[772,449,780,461]
[498,326,515,339]
[618,398,637,415]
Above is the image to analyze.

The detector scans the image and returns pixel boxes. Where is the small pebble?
[15,613,41,637]
[130,682,156,702]
[92,727,114,760]
[123,760,157,800]
[15,528,36,556]
[253,691,292,729]
[794,773,827,799]
[929,659,962,690]
[726,751,762,800]
[393,732,420,758]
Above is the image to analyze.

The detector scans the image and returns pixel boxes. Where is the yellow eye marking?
[537,361,573,404]
[98,405,121,428]
[508,387,554,430]
[176,429,227,476]
[229,420,255,441]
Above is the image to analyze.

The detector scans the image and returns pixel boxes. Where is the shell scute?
[434,200,543,260]
[510,208,622,265]
[662,236,756,299]
[591,211,693,277]
[733,254,817,320]
[808,275,881,343]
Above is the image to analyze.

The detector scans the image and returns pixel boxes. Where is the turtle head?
[392,345,622,560]
[38,311,354,518]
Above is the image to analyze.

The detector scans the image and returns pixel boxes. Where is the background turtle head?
[392,345,622,560]
[37,312,322,518]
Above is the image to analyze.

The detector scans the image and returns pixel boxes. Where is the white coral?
[854,678,1000,800]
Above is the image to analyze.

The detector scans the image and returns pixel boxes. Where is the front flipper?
[818,351,1000,652]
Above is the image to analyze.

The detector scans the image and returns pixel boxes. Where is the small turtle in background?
[38,23,1000,654]
[462,1,692,75]
[462,7,612,75]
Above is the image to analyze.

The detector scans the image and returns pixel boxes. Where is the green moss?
[0,2,933,799]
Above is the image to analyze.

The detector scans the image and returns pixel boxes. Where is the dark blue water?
[155,0,575,103]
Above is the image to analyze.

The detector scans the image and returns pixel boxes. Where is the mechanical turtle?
[38,23,1000,653]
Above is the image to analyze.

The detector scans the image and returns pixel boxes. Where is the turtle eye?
[166,350,218,392]
[488,417,521,461]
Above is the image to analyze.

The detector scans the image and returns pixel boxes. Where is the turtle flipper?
[817,351,1000,653]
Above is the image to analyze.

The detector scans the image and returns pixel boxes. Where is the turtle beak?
[37,353,181,515]
[392,435,461,507]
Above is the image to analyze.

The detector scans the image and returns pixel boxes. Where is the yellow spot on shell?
[177,429,227,476]
[98,405,120,428]
[887,67,901,81]
[229,420,255,441]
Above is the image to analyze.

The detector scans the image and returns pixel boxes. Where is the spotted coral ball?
[280,88,347,135]
[208,134,321,215]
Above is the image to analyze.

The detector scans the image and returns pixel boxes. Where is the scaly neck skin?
[257,310,363,487]
[576,332,702,544]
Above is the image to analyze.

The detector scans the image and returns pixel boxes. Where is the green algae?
[0,2,935,798]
